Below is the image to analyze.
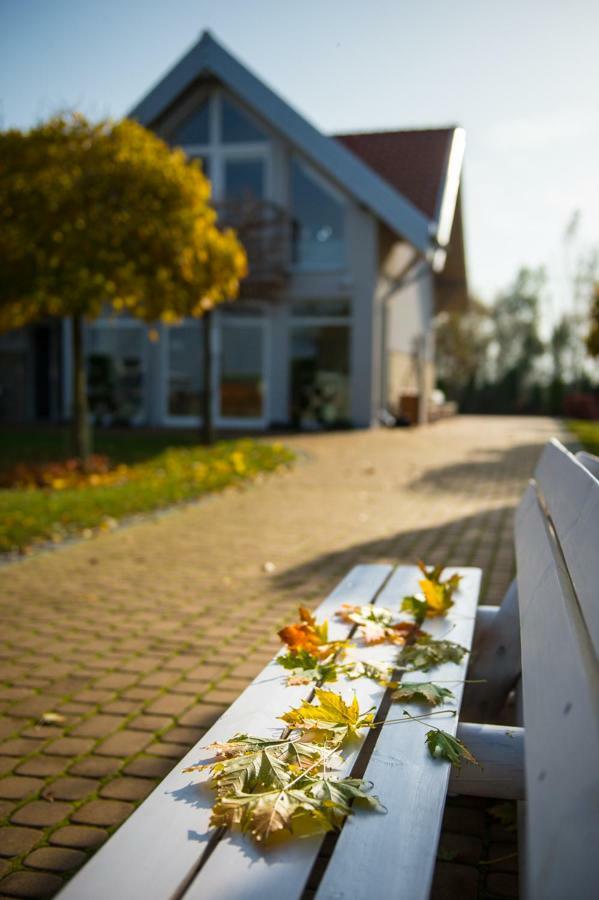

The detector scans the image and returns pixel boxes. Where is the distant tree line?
[436,260,599,419]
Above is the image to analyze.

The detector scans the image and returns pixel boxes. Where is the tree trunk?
[71,314,91,465]
[201,309,215,445]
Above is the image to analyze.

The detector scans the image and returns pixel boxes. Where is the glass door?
[216,314,268,428]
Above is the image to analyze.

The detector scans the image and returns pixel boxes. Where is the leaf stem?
[401,709,455,733]
[371,709,456,727]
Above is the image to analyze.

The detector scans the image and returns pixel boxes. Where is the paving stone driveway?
[0,416,569,898]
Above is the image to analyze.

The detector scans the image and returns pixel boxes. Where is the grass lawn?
[0,428,294,554]
[567,419,599,456]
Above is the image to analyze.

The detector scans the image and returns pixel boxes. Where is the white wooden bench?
[57,438,599,900]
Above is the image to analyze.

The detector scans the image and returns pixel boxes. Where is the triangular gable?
[129,31,436,258]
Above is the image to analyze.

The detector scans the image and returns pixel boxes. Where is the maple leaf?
[280,688,375,745]
[399,634,467,672]
[343,659,394,685]
[425,728,480,768]
[337,604,394,627]
[185,735,343,795]
[210,772,381,843]
[391,681,455,707]
[401,595,428,624]
[277,649,339,685]
[278,607,345,660]
[415,562,463,617]
[306,775,383,827]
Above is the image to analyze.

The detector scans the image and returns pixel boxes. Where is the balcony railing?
[215,198,292,295]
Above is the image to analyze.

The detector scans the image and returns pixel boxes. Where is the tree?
[586,284,599,359]
[435,300,493,406]
[488,267,545,411]
[0,114,247,459]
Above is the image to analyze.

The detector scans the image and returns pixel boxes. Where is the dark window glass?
[167,322,204,417]
[291,159,344,267]
[291,299,351,318]
[224,158,265,202]
[87,327,146,425]
[220,323,264,419]
[222,97,267,143]
[290,325,350,427]
[173,102,210,145]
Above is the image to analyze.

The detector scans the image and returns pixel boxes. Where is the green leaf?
[185,734,343,795]
[277,649,339,685]
[400,634,467,671]
[280,688,375,744]
[342,659,394,685]
[400,596,428,624]
[210,773,382,843]
[391,681,455,706]
[425,728,480,767]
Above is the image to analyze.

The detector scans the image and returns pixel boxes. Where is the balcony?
[215,198,292,296]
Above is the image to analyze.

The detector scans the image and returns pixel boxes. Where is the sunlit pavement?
[0,415,569,898]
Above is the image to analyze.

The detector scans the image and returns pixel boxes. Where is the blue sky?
[1,0,598,320]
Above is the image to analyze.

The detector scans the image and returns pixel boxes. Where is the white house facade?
[0,32,468,430]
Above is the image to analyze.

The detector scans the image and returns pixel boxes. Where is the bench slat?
[515,485,599,900]
[315,566,481,900]
[576,449,599,480]
[535,438,599,657]
[183,566,417,900]
[449,723,525,800]
[462,580,521,720]
[57,564,392,900]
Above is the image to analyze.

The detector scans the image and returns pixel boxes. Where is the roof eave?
[129,31,433,255]
[430,127,466,272]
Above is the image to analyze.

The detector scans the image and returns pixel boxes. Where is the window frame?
[178,90,272,202]
[289,155,347,273]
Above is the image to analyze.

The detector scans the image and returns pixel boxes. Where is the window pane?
[87,326,146,425]
[224,158,265,202]
[167,323,203,417]
[291,160,345,267]
[290,325,350,427]
[173,101,210,145]
[220,324,264,419]
[291,299,351,318]
[222,97,267,143]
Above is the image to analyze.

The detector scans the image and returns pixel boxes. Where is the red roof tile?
[334,128,455,220]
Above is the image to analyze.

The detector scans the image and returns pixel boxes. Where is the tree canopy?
[0,113,247,456]
[0,113,247,331]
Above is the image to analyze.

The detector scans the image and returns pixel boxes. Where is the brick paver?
[0,416,569,896]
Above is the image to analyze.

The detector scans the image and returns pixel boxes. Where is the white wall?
[376,237,435,419]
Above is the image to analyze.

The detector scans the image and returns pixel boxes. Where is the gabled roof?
[335,129,454,221]
[335,128,465,270]
[129,31,464,266]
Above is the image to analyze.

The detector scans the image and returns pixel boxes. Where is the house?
[0,31,468,429]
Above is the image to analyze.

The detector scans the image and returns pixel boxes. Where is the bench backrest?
[515,438,599,900]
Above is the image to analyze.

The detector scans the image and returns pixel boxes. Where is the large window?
[219,320,265,420]
[171,92,269,204]
[290,300,351,428]
[172,101,210,146]
[291,158,345,268]
[221,97,267,144]
[86,322,147,425]
[166,322,204,418]
[224,158,265,202]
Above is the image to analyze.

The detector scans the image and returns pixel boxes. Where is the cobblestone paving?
[0,416,569,898]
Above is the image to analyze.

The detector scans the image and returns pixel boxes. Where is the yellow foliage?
[0,114,247,331]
